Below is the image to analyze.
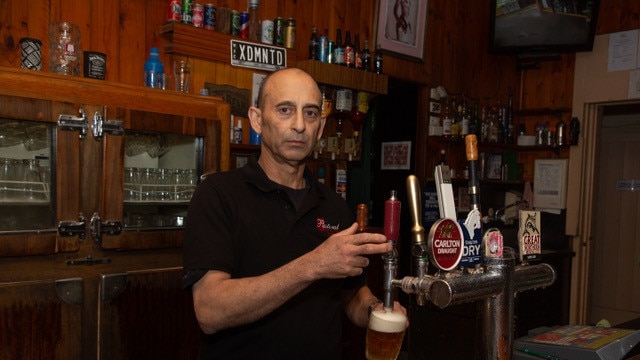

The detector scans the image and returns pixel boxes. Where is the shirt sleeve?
[182,176,235,289]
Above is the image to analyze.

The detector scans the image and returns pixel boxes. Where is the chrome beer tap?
[384,137,556,360]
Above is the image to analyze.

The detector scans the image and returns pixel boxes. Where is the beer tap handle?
[406,175,428,305]
[406,175,425,247]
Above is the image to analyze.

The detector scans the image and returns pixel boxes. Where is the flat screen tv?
[489,0,600,58]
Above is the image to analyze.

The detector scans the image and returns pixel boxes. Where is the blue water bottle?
[144,47,164,89]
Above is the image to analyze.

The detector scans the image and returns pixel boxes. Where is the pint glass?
[366,309,406,360]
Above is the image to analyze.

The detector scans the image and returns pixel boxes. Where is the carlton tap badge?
[427,218,463,271]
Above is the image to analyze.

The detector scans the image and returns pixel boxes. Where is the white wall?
[569,32,640,324]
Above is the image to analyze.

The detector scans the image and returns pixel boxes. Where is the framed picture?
[533,159,569,209]
[381,141,412,170]
[376,0,428,61]
[485,153,503,180]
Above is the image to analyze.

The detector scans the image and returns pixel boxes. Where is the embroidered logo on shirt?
[316,217,341,234]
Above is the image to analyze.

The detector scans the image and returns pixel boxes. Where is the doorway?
[589,103,640,326]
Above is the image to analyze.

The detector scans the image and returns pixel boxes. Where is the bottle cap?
[248,0,259,8]
[150,47,159,56]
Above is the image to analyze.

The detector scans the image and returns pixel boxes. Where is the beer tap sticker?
[427,218,463,271]
[518,210,541,262]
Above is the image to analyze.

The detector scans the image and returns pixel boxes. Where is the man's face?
[256,70,325,165]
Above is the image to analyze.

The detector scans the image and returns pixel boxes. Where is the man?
[183,68,404,359]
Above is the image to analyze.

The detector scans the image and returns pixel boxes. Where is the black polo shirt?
[183,157,362,359]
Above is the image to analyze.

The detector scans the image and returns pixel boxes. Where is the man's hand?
[308,222,390,279]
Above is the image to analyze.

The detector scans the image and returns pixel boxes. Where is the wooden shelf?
[296,60,388,95]
[160,22,297,67]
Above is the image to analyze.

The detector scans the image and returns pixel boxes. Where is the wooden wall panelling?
[0,0,49,68]
[89,0,119,82]
[596,0,640,34]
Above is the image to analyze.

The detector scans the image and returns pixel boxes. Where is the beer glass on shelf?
[366,309,406,360]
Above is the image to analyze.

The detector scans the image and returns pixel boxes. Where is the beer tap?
[383,158,557,360]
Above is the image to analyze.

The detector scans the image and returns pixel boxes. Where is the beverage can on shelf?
[204,4,216,30]
[239,11,250,39]
[284,18,296,49]
[274,17,285,46]
[181,0,193,24]
[231,10,240,35]
[192,4,204,28]
[167,0,182,22]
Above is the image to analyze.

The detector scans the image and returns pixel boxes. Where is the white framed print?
[533,158,569,209]
[381,141,412,170]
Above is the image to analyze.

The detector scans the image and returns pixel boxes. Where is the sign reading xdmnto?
[230,40,287,71]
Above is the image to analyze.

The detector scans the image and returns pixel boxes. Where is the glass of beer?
[366,309,406,360]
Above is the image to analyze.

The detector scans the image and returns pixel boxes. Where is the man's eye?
[305,109,320,119]
[278,107,293,115]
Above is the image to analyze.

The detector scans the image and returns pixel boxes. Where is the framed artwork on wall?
[375,0,428,61]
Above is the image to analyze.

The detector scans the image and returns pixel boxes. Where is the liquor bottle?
[374,44,383,74]
[442,99,452,138]
[354,34,362,70]
[451,98,460,139]
[470,103,479,137]
[334,29,345,66]
[360,40,371,71]
[461,102,470,137]
[247,0,261,42]
[308,26,319,60]
[344,30,355,68]
[506,92,514,144]
[439,149,447,165]
[144,47,164,89]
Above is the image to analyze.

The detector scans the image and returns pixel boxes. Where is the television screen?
[489,0,600,57]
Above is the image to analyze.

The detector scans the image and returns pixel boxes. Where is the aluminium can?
[284,18,296,49]
[274,17,285,46]
[181,0,193,24]
[231,10,240,35]
[192,3,204,28]
[204,4,216,30]
[167,0,182,22]
[239,11,250,39]
[318,35,328,62]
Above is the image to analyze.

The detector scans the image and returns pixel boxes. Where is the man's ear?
[317,116,326,140]
[248,106,262,134]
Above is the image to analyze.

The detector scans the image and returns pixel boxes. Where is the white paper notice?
[608,29,639,72]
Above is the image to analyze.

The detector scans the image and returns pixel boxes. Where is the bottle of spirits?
[308,26,319,60]
[354,34,362,70]
[334,29,345,66]
[344,30,355,68]
[247,0,261,42]
[374,44,383,74]
[442,100,452,138]
[360,40,371,71]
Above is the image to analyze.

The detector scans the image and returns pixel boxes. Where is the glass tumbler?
[49,22,81,76]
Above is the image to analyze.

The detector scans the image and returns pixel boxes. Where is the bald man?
[183,68,404,359]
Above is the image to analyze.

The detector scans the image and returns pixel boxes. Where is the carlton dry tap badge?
[518,210,541,262]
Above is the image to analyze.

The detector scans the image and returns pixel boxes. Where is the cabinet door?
[99,108,224,250]
[0,278,83,360]
[0,94,82,256]
[98,268,200,360]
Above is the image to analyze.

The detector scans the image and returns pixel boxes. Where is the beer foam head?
[369,309,406,333]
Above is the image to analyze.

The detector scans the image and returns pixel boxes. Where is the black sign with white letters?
[230,40,287,71]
